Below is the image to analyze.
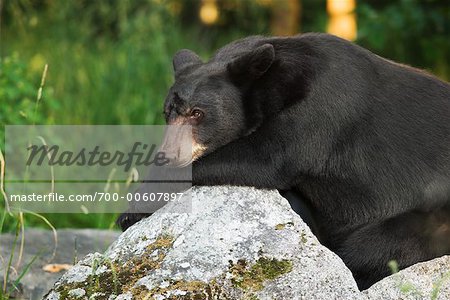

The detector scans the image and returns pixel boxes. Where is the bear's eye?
[190,109,204,120]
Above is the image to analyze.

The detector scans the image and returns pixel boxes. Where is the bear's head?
[160,43,275,167]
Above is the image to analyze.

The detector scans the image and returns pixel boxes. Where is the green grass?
[0,2,222,231]
[4,11,197,126]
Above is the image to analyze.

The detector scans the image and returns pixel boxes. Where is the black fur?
[118,33,450,290]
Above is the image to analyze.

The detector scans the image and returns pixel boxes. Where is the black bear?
[118,33,450,290]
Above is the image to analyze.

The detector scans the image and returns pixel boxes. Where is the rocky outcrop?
[44,186,450,300]
[364,256,450,300]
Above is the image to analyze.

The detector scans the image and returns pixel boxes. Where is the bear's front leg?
[192,120,300,190]
[116,211,152,231]
[117,166,190,231]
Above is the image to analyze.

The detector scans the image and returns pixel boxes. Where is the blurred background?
[0,0,449,231]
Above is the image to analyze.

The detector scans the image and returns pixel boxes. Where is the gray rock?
[0,228,119,299]
[43,186,450,300]
[45,186,361,299]
[365,256,450,300]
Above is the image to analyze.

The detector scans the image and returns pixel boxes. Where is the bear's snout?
[159,125,193,168]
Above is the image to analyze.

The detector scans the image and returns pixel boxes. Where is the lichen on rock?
[50,234,175,299]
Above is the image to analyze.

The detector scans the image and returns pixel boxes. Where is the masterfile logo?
[5,125,192,213]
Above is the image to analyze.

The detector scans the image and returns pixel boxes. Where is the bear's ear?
[173,49,202,73]
[227,44,275,81]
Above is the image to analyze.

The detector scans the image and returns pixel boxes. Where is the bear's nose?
[161,149,181,165]
[159,125,193,167]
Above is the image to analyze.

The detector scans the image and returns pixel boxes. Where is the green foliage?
[388,260,399,274]
[1,1,210,230]
[3,1,194,126]
[357,0,450,79]
[0,54,57,147]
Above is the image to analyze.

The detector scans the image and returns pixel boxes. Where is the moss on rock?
[229,257,293,292]
[55,234,174,299]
